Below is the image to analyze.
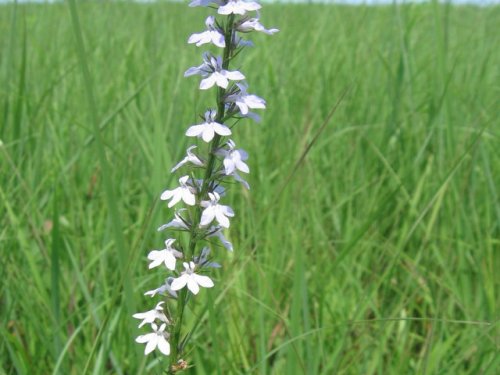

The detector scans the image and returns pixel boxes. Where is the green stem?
[168,14,235,374]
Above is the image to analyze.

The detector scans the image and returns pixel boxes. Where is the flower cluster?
[133,0,277,369]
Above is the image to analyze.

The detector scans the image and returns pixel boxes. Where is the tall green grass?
[1,1,498,374]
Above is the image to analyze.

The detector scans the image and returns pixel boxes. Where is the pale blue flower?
[157,209,190,232]
[171,262,214,295]
[135,323,170,356]
[133,301,169,328]
[226,83,266,115]
[171,145,204,172]
[207,226,234,251]
[200,191,235,228]
[188,16,226,48]
[144,277,178,298]
[216,139,250,175]
[189,0,223,7]
[186,109,231,142]
[237,17,279,35]
[194,247,221,268]
[218,0,261,15]
[185,53,245,90]
[147,239,183,271]
[160,176,196,208]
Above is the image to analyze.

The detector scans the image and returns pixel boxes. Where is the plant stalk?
[168,14,235,374]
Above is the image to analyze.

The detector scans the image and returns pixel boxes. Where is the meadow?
[1,1,499,374]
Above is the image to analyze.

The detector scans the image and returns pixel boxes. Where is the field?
[1,1,499,374]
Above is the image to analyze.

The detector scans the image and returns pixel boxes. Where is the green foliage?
[0,2,498,374]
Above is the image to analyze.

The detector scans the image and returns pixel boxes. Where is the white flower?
[133,301,169,328]
[171,261,214,295]
[218,0,261,15]
[186,109,231,142]
[188,16,225,48]
[207,226,234,251]
[237,18,279,35]
[194,247,221,268]
[171,145,204,172]
[216,139,249,175]
[200,191,235,228]
[160,175,196,208]
[158,209,189,231]
[147,239,183,271]
[185,53,245,90]
[184,52,215,77]
[189,0,223,6]
[135,323,170,356]
[226,102,261,122]
[144,277,178,298]
[226,83,266,115]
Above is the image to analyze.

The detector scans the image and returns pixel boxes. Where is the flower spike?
[134,0,277,367]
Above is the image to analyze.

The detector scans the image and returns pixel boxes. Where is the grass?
[1,1,499,374]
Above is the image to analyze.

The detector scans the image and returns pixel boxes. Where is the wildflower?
[226,83,266,115]
[185,53,245,90]
[157,209,190,232]
[147,239,183,271]
[171,146,204,172]
[171,261,214,295]
[194,247,221,268]
[237,17,279,35]
[135,0,277,365]
[135,323,170,356]
[228,170,250,189]
[186,109,231,142]
[161,175,196,208]
[200,191,235,228]
[133,301,169,328]
[207,226,234,251]
[144,277,178,298]
[190,177,226,197]
[241,110,261,123]
[216,139,249,175]
[234,34,254,48]
[189,0,222,7]
[218,0,261,15]
[188,16,225,48]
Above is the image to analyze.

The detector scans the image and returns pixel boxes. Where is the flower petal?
[187,277,200,295]
[157,336,171,356]
[160,189,174,200]
[193,274,214,288]
[163,252,176,271]
[202,126,215,142]
[214,73,229,88]
[200,75,217,90]
[186,124,204,137]
[167,193,181,208]
[200,207,216,226]
[144,335,158,355]
[171,274,188,291]
[213,123,231,136]
[135,333,153,344]
[182,190,196,206]
[215,210,230,228]
[222,205,235,216]
[224,70,245,81]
